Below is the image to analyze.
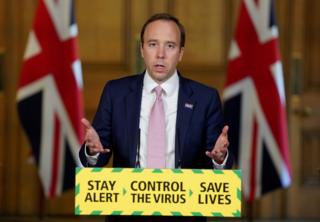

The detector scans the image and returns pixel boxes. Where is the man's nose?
[156,46,165,58]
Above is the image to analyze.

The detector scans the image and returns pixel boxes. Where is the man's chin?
[149,72,171,83]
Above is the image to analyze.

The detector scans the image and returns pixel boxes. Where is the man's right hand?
[81,118,110,155]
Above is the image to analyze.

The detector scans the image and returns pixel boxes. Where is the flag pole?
[246,200,254,222]
[38,177,46,221]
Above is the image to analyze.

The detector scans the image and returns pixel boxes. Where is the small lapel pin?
[185,102,193,109]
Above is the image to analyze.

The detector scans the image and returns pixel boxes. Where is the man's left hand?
[205,125,229,164]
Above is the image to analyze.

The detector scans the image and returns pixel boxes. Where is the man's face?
[141,20,184,84]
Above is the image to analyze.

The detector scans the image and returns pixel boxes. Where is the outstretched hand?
[205,125,229,163]
[81,118,110,155]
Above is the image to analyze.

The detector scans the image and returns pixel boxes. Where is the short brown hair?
[140,13,186,48]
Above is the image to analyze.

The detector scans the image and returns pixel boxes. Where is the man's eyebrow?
[145,39,178,45]
[146,39,158,43]
[166,41,177,45]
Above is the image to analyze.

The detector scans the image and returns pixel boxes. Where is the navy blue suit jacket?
[79,72,232,169]
[78,72,233,222]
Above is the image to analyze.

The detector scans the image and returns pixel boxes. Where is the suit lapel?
[175,76,196,167]
[125,73,144,167]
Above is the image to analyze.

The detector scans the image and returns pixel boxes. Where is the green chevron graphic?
[233,170,242,179]
[91,168,103,173]
[112,168,123,173]
[232,210,241,217]
[75,184,80,196]
[132,211,143,216]
[212,212,223,217]
[75,205,81,215]
[171,169,183,173]
[171,211,183,216]
[191,212,203,216]
[75,167,82,175]
[192,169,203,174]
[212,169,224,174]
[237,188,242,201]
[90,210,102,215]
[111,211,123,215]
[132,168,143,173]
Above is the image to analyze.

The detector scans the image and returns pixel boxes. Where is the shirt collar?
[144,70,179,96]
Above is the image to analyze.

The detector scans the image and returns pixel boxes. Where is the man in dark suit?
[79,13,232,222]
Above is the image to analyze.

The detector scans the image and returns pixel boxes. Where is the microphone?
[135,128,141,168]
[176,127,182,168]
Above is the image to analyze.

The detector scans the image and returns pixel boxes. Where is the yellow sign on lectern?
[75,168,241,217]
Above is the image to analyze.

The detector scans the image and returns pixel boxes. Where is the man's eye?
[167,44,175,49]
[148,43,157,47]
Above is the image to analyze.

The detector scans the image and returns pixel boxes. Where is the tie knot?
[154,86,163,98]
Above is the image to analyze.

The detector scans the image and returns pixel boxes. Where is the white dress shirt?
[139,70,179,168]
[85,70,227,168]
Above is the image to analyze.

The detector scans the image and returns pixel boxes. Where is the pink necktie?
[147,86,166,168]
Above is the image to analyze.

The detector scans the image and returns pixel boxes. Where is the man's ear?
[179,47,185,62]
[140,43,144,58]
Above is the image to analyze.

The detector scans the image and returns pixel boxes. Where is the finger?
[206,150,225,162]
[93,146,110,154]
[221,125,229,137]
[87,146,100,155]
[101,148,110,154]
[206,149,219,157]
[86,142,103,153]
[205,151,213,159]
[81,118,92,130]
[86,141,95,148]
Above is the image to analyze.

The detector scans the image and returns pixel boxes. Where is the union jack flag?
[223,0,292,202]
[16,0,84,198]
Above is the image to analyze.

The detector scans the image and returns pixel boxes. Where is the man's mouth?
[155,64,165,68]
